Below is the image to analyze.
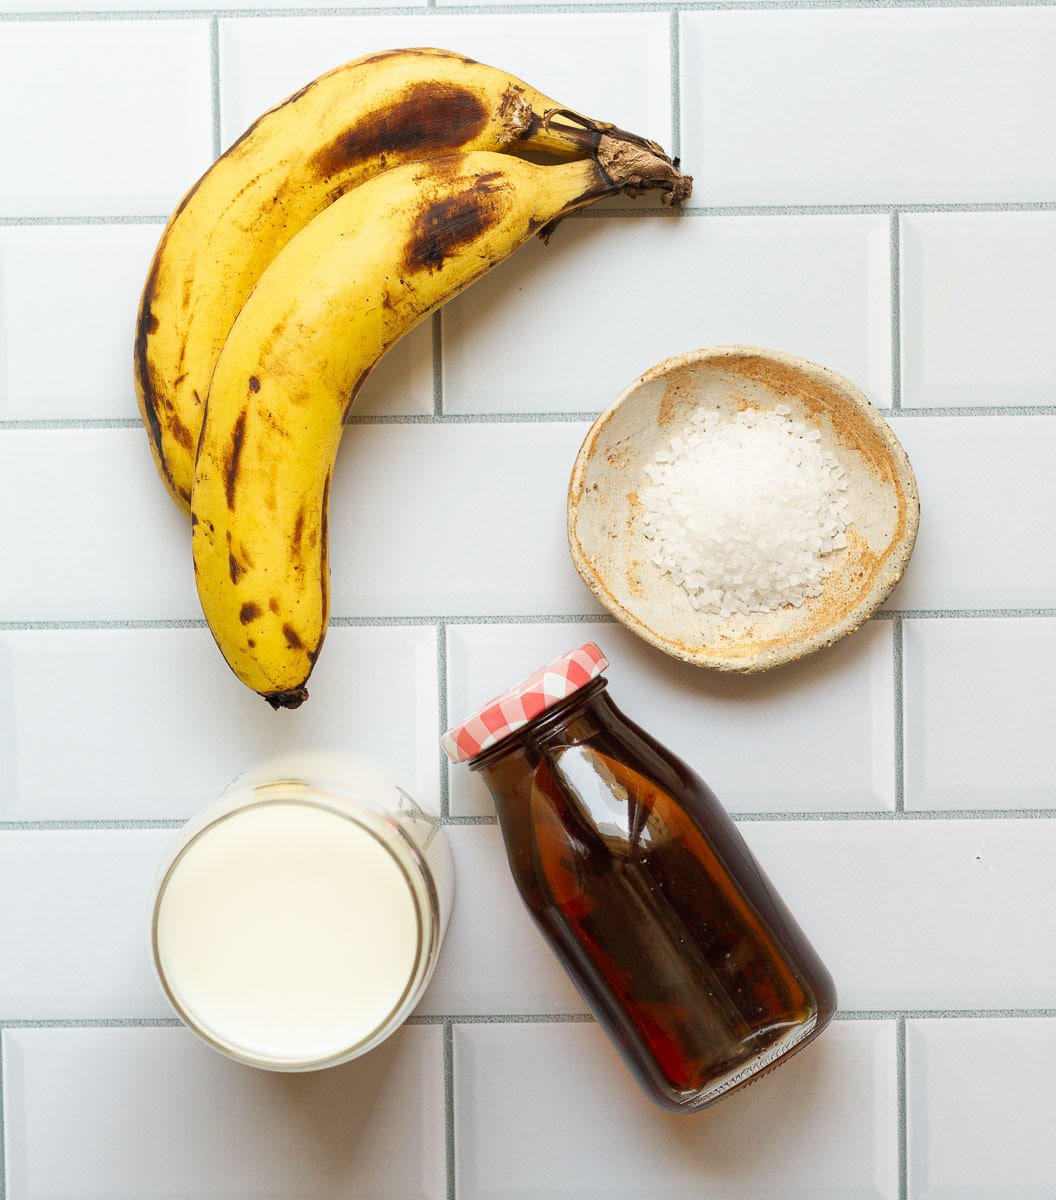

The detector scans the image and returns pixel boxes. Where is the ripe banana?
[135,46,649,513]
[192,146,689,708]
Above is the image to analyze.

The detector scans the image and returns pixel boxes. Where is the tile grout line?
[0,609,1054,634]
[890,210,902,410]
[412,1013,597,1025]
[3,405,1056,431]
[733,807,1056,820]
[4,204,1056,227]
[0,215,168,227]
[443,1020,456,1200]
[7,808,1056,831]
[893,614,905,813]
[5,0,1056,21]
[0,1010,1053,1031]
[880,405,1056,417]
[437,622,450,820]
[577,200,1056,217]
[0,820,185,831]
[897,1014,908,1200]
[209,14,221,159]
[0,1019,182,1029]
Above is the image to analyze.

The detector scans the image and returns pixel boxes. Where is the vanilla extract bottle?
[442,643,836,1113]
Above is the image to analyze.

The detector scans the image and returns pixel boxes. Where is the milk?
[152,756,452,1070]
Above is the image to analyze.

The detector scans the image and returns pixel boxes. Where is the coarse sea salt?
[640,405,852,618]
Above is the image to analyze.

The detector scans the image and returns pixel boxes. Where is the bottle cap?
[441,642,608,763]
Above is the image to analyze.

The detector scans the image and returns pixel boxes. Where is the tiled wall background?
[1,1,1054,1196]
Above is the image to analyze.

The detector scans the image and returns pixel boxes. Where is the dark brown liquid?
[472,679,837,1113]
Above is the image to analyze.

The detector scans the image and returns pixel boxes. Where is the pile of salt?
[640,405,851,618]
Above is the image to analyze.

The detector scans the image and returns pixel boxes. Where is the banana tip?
[264,686,309,710]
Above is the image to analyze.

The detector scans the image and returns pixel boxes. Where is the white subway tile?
[906,1018,1056,1200]
[433,819,1056,1018]
[0,23,213,218]
[743,819,1056,1010]
[7,818,1048,1027]
[0,430,199,621]
[903,619,1056,811]
[219,16,672,166]
[900,212,1056,409]
[681,9,1056,205]
[454,1020,897,1199]
[2,1024,446,1199]
[0,225,158,421]
[442,214,892,413]
[884,416,1056,611]
[0,626,439,820]
[434,819,1056,1014]
[354,323,434,417]
[328,422,594,618]
[418,826,586,1017]
[0,831,168,1020]
[445,620,895,817]
[1,423,594,620]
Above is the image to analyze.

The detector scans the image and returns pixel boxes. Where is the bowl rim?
[567,344,921,673]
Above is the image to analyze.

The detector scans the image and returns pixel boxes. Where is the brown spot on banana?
[133,256,170,475]
[269,597,281,615]
[248,375,261,393]
[282,624,304,651]
[225,409,248,510]
[167,411,194,453]
[311,82,489,179]
[226,530,246,584]
[239,602,261,624]
[402,178,509,274]
[290,505,308,573]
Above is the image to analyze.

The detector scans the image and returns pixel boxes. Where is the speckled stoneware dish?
[567,346,920,673]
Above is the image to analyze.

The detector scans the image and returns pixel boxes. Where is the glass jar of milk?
[150,753,453,1071]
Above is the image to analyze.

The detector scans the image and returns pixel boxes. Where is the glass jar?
[443,644,836,1113]
[151,752,453,1072]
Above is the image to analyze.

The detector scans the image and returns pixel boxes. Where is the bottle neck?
[467,677,610,773]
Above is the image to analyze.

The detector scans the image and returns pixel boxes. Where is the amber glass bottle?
[445,644,837,1114]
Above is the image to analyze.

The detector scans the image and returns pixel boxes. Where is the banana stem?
[595,131,693,206]
[522,107,692,206]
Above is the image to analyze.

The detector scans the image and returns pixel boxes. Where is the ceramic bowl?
[567,346,920,673]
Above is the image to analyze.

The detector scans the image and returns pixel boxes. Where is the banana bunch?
[135,47,690,708]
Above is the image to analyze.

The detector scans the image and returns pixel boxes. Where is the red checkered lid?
[441,642,609,763]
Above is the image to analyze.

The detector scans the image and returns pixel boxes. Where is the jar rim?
[467,675,610,771]
[442,642,608,764]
